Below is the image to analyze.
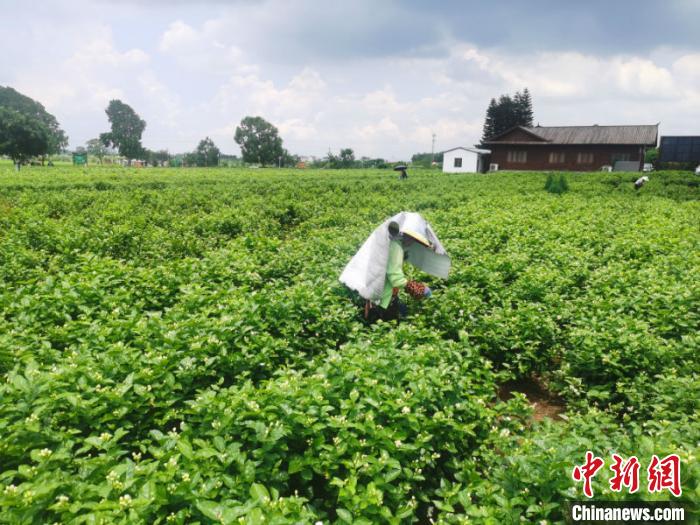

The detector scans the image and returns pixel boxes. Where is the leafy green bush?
[544,173,569,194]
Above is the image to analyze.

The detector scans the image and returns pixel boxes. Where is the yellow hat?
[402,229,432,248]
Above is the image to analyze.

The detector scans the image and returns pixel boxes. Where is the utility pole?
[431,133,436,164]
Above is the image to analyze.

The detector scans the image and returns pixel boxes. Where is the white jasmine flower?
[119,494,133,508]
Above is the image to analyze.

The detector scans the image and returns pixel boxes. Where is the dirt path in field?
[498,376,566,421]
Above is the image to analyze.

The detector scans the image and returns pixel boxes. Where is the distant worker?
[393,165,408,180]
[340,212,451,322]
[634,175,649,190]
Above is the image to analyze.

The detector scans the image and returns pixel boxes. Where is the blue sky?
[2,0,699,159]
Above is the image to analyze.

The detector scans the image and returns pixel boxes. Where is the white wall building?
[442,147,491,173]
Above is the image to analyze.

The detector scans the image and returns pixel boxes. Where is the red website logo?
[572,452,682,498]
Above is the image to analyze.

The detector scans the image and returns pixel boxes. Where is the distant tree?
[481,98,498,145]
[368,158,388,169]
[411,151,444,167]
[153,149,172,166]
[280,149,300,167]
[339,148,355,168]
[182,152,195,167]
[514,88,534,128]
[219,154,242,167]
[191,137,220,167]
[340,148,355,168]
[0,108,51,169]
[86,138,111,164]
[0,86,68,167]
[481,88,535,143]
[99,100,146,163]
[493,95,519,134]
[234,116,284,166]
[325,151,338,168]
[142,149,171,167]
[644,147,659,165]
[326,148,356,168]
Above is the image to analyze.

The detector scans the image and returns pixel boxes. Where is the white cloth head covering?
[339,211,451,302]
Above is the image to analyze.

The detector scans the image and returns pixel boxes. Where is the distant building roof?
[442,146,491,154]
[484,124,658,146]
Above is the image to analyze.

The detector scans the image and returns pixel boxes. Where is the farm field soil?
[0,167,698,524]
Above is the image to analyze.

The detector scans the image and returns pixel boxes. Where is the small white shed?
[442,147,491,173]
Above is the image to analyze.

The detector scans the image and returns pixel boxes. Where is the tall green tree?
[514,88,534,128]
[183,152,198,167]
[644,147,658,164]
[494,95,519,133]
[280,149,299,168]
[0,86,68,166]
[481,98,498,144]
[327,148,357,169]
[337,148,355,168]
[193,137,221,167]
[340,148,355,168]
[86,138,112,164]
[234,116,284,166]
[99,99,146,162]
[0,108,51,169]
[481,88,535,143]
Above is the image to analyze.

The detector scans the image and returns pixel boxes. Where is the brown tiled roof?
[486,125,658,145]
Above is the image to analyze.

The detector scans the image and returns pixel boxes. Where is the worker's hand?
[423,286,432,298]
[405,280,429,299]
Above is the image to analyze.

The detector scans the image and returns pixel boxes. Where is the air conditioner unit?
[489,163,499,172]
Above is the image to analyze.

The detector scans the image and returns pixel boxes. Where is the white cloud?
[159,20,198,52]
[158,19,244,71]
[213,66,327,125]
[354,117,401,140]
[359,88,406,113]
[614,58,676,98]
[68,38,149,69]
[14,26,149,111]
[410,118,483,148]
[289,68,326,92]
[278,118,317,141]
[672,53,700,84]
[137,71,182,130]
